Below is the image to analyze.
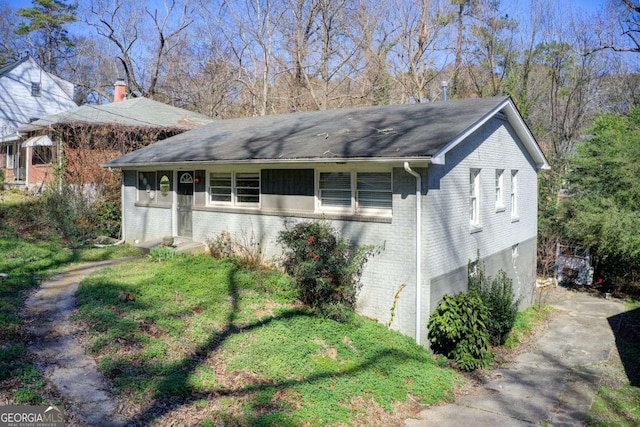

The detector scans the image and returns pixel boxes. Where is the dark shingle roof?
[104,96,547,168]
[18,97,214,132]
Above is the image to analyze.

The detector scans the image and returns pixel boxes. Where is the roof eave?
[430,97,550,170]
[101,156,433,169]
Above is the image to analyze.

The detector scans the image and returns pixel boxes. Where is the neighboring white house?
[103,96,550,345]
[0,55,77,185]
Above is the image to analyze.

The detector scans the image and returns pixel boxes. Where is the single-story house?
[9,83,214,190]
[104,96,549,345]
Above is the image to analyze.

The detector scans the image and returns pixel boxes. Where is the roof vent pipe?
[441,81,449,101]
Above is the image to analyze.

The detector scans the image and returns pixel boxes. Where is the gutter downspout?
[404,162,422,345]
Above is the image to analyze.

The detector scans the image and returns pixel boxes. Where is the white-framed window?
[6,144,15,168]
[356,172,393,211]
[470,169,481,227]
[209,172,232,203]
[511,170,518,218]
[495,169,504,210]
[236,172,260,204]
[208,171,260,207]
[318,170,392,215]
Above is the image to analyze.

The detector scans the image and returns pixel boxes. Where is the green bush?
[277,221,379,322]
[469,260,520,346]
[427,292,493,371]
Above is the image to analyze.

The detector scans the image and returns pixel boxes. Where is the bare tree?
[85,0,194,100]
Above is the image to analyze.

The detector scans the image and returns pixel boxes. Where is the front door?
[177,171,194,237]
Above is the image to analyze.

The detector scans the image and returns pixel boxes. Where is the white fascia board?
[430,98,550,170]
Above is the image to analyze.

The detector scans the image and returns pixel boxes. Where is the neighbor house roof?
[103,96,549,169]
[18,97,214,133]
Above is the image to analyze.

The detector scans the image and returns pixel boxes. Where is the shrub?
[204,229,264,268]
[427,292,493,371]
[277,221,379,322]
[469,259,520,346]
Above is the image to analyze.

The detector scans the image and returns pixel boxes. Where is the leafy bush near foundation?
[427,292,493,371]
[277,221,379,322]
[469,259,520,346]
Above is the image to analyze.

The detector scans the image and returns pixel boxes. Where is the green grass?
[503,304,554,349]
[74,254,460,425]
[587,299,640,427]
[0,195,142,404]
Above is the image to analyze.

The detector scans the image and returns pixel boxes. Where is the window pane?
[210,173,232,203]
[358,191,392,209]
[236,173,259,204]
[320,172,351,208]
[357,172,392,210]
[320,172,351,189]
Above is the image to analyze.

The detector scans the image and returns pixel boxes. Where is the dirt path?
[24,259,134,427]
[405,287,625,427]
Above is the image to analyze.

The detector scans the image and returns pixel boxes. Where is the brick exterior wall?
[120,115,540,345]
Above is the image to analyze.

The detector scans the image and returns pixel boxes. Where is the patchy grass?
[0,195,141,405]
[503,304,554,350]
[74,255,460,425]
[587,299,640,427]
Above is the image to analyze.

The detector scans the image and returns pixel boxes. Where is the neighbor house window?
[31,146,54,165]
[208,171,260,206]
[31,82,41,97]
[495,169,504,210]
[318,171,392,215]
[6,144,15,168]
[511,170,518,218]
[470,169,481,227]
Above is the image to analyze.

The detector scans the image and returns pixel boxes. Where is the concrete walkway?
[24,259,133,427]
[406,287,624,427]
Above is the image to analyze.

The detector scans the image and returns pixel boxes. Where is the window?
[31,82,41,97]
[32,146,54,165]
[208,171,260,206]
[138,171,173,204]
[210,173,232,202]
[470,169,480,227]
[511,170,518,218]
[357,172,392,211]
[318,171,392,215]
[236,172,260,204]
[495,169,504,210]
[6,144,15,168]
[138,171,157,203]
[319,172,352,208]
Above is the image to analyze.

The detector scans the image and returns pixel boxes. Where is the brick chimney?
[114,78,126,102]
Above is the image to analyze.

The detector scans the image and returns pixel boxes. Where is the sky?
[4,0,608,14]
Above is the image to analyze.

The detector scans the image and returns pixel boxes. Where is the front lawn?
[0,193,141,405]
[74,254,460,426]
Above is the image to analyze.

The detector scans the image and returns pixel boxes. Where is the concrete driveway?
[405,287,624,427]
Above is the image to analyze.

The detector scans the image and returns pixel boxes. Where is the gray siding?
[119,116,540,345]
[422,116,538,344]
